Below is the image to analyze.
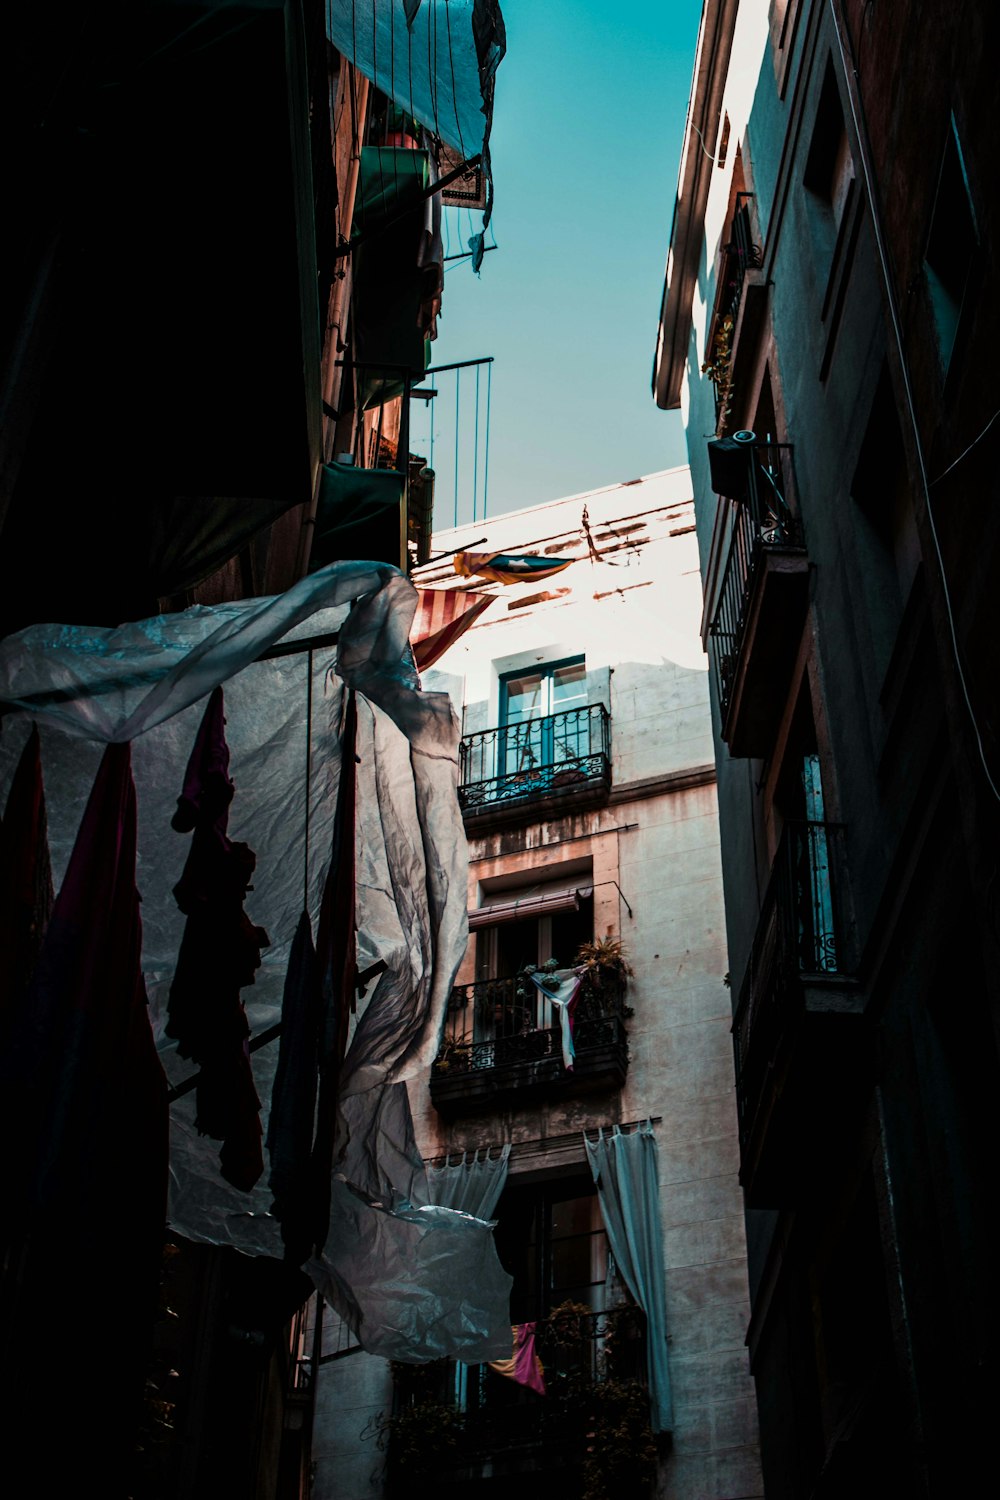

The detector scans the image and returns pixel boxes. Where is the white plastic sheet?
[0,562,511,1360]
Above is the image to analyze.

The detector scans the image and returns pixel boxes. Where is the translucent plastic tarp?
[327,1,503,161]
[309,1082,512,1361]
[0,562,511,1361]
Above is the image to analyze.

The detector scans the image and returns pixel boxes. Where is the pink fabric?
[489,1322,546,1395]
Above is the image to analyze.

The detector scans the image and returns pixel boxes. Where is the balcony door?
[494,1176,610,1324]
[499,657,587,780]
[474,893,594,1041]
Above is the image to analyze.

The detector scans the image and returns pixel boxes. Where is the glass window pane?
[551,1232,608,1295]
[552,662,587,708]
[551,1194,600,1240]
[505,672,544,723]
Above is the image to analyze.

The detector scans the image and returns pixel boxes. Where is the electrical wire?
[473,362,481,522]
[483,360,492,519]
[454,367,460,526]
[929,407,1000,487]
[829,0,1000,806]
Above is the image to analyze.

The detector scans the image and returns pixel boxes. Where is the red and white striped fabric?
[411,588,493,671]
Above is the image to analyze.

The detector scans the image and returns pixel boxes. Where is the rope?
[303,648,314,915]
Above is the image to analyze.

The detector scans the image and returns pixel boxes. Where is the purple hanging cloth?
[0,741,168,1488]
[166,686,270,1191]
[0,725,54,1029]
[267,909,322,1262]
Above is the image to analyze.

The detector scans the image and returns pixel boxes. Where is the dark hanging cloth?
[0,724,53,1029]
[267,909,322,1263]
[166,686,270,1191]
[0,741,168,1491]
[309,687,359,1253]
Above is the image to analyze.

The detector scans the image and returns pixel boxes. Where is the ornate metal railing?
[433,971,627,1076]
[732,820,850,1144]
[708,441,800,724]
[391,1306,648,1456]
[458,704,610,815]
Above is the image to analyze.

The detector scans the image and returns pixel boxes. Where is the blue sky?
[411,0,704,528]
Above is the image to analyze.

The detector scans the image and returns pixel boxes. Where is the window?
[498,656,588,777]
[851,360,919,670]
[924,119,978,373]
[804,60,854,269]
[769,0,803,97]
[474,876,593,1043]
[717,113,731,170]
[494,1175,610,1322]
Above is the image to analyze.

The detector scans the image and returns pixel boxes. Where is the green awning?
[309,463,406,572]
[352,148,431,409]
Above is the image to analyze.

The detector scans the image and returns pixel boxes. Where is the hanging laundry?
[166,686,269,1191]
[0,740,168,1489]
[309,687,359,1252]
[0,725,53,1027]
[454,550,575,584]
[489,1322,546,1395]
[528,966,588,1070]
[267,910,322,1262]
[411,587,493,670]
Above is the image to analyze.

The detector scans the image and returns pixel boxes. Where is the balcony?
[429,972,629,1117]
[709,442,810,757]
[458,705,611,830]
[704,193,766,432]
[732,821,866,1207]
[388,1305,649,1494]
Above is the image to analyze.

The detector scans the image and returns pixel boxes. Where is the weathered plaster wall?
[312,471,760,1500]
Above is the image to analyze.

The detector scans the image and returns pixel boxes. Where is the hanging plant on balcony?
[701,313,735,433]
[513,956,560,1007]
[574,938,633,985]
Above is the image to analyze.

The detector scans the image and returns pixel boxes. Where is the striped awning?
[468,886,593,929]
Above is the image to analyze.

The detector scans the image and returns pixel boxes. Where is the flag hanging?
[453,550,575,585]
[411,587,494,670]
[529,966,587,1070]
[489,1322,546,1394]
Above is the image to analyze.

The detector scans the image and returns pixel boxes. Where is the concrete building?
[654,2,1000,1494]
[312,470,763,1500]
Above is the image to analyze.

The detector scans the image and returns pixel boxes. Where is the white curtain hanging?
[425,1142,511,1219]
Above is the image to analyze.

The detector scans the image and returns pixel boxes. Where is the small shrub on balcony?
[574,937,634,985]
[702,313,735,433]
[582,1378,657,1500]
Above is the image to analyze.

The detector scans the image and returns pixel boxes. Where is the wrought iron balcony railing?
[458,703,611,818]
[709,440,802,729]
[433,971,627,1077]
[390,1306,648,1468]
[707,192,762,426]
[732,820,851,1152]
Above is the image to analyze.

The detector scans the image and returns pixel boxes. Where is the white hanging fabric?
[425,1142,511,1219]
[0,561,511,1363]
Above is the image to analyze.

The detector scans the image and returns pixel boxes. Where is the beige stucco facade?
[313,469,762,1500]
